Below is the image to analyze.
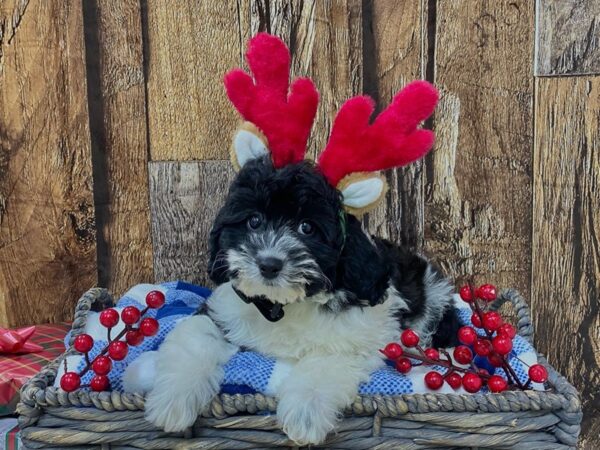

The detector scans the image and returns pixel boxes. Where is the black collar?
[232,286,285,322]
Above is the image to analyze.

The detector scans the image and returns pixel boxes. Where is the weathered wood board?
[532,76,599,448]
[85,0,154,297]
[426,0,534,295]
[145,0,247,161]
[536,0,600,76]
[148,161,236,286]
[363,0,428,248]
[0,1,97,326]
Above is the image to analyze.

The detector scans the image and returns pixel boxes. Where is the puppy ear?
[335,215,389,306]
[231,121,270,170]
[337,172,387,216]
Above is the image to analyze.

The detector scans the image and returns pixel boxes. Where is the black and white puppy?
[142,156,459,445]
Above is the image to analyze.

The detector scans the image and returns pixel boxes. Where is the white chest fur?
[207,282,401,361]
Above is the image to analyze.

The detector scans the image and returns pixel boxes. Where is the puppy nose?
[258,256,283,279]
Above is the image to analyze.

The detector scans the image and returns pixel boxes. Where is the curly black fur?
[208,157,459,347]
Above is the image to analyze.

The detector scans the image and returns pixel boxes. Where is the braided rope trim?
[17,288,582,430]
[491,289,535,344]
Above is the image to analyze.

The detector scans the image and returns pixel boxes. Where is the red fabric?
[0,323,69,415]
[317,81,439,186]
[224,33,319,168]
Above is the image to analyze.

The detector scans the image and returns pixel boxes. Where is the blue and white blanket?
[55,282,542,395]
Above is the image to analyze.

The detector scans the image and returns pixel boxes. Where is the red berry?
[477,284,497,302]
[121,306,141,325]
[108,341,128,361]
[528,364,548,383]
[395,357,412,374]
[60,372,81,392]
[457,326,477,345]
[462,372,482,393]
[477,368,490,377]
[482,311,502,331]
[474,338,493,356]
[99,308,120,328]
[488,375,508,393]
[424,371,444,390]
[424,348,440,360]
[90,375,110,392]
[382,343,403,359]
[471,313,482,328]
[488,352,505,367]
[400,329,420,347]
[126,329,144,346]
[92,356,112,375]
[498,323,516,339]
[139,318,159,337]
[445,372,462,389]
[492,336,513,355]
[146,290,166,309]
[459,285,474,302]
[73,334,94,353]
[453,345,473,365]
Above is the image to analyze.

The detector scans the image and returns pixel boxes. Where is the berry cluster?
[381,284,548,393]
[59,290,166,392]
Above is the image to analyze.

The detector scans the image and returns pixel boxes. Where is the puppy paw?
[277,391,339,445]
[142,315,236,432]
[144,382,206,432]
[123,351,157,394]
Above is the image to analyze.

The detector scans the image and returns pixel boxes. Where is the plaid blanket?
[0,418,20,450]
[0,323,69,416]
[54,282,542,396]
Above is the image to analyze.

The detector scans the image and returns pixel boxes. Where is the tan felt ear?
[230,122,270,171]
[337,172,388,216]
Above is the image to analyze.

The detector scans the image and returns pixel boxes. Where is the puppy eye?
[247,214,263,230]
[298,220,315,236]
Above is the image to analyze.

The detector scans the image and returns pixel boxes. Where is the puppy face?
[208,158,345,304]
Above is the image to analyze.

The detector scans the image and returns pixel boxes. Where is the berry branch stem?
[77,306,151,376]
[471,297,524,389]
[78,325,130,375]
[60,290,166,393]
[382,283,548,394]
[403,349,494,380]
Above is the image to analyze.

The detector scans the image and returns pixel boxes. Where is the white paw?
[123,351,157,394]
[144,381,207,432]
[277,391,339,445]
[141,315,237,432]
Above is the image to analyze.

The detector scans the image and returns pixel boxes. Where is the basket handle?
[68,287,114,346]
[489,289,534,344]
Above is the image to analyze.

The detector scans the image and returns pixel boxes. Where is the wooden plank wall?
[84,0,154,297]
[534,2,600,446]
[0,0,597,446]
[0,1,97,326]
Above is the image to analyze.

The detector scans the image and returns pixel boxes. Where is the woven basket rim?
[17,287,582,428]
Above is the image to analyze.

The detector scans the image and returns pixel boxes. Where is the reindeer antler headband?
[224,33,438,215]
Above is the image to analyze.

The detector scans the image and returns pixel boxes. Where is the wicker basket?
[17,288,582,449]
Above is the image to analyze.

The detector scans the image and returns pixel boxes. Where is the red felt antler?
[317,81,438,186]
[224,33,319,168]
